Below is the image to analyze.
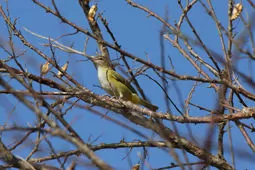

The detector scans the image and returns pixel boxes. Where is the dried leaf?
[57,61,69,78]
[88,5,98,22]
[131,164,140,170]
[230,3,243,20]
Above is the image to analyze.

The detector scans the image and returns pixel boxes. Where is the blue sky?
[0,0,255,169]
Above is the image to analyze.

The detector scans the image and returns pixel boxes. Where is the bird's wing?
[108,69,137,94]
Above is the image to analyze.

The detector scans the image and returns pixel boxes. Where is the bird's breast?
[97,67,114,94]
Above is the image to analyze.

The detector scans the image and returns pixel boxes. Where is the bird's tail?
[131,94,158,111]
[139,99,158,111]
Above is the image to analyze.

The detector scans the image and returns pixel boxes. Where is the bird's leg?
[110,92,126,106]
[109,96,117,100]
[102,95,125,107]
[119,92,124,99]
[103,91,119,101]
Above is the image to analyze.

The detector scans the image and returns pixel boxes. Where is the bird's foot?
[102,94,111,97]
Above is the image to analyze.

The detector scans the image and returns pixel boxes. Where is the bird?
[41,61,50,76]
[57,61,69,78]
[92,56,158,111]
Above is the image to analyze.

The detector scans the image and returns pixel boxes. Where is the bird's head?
[91,56,110,68]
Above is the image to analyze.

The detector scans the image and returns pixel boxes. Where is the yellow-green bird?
[92,56,158,111]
